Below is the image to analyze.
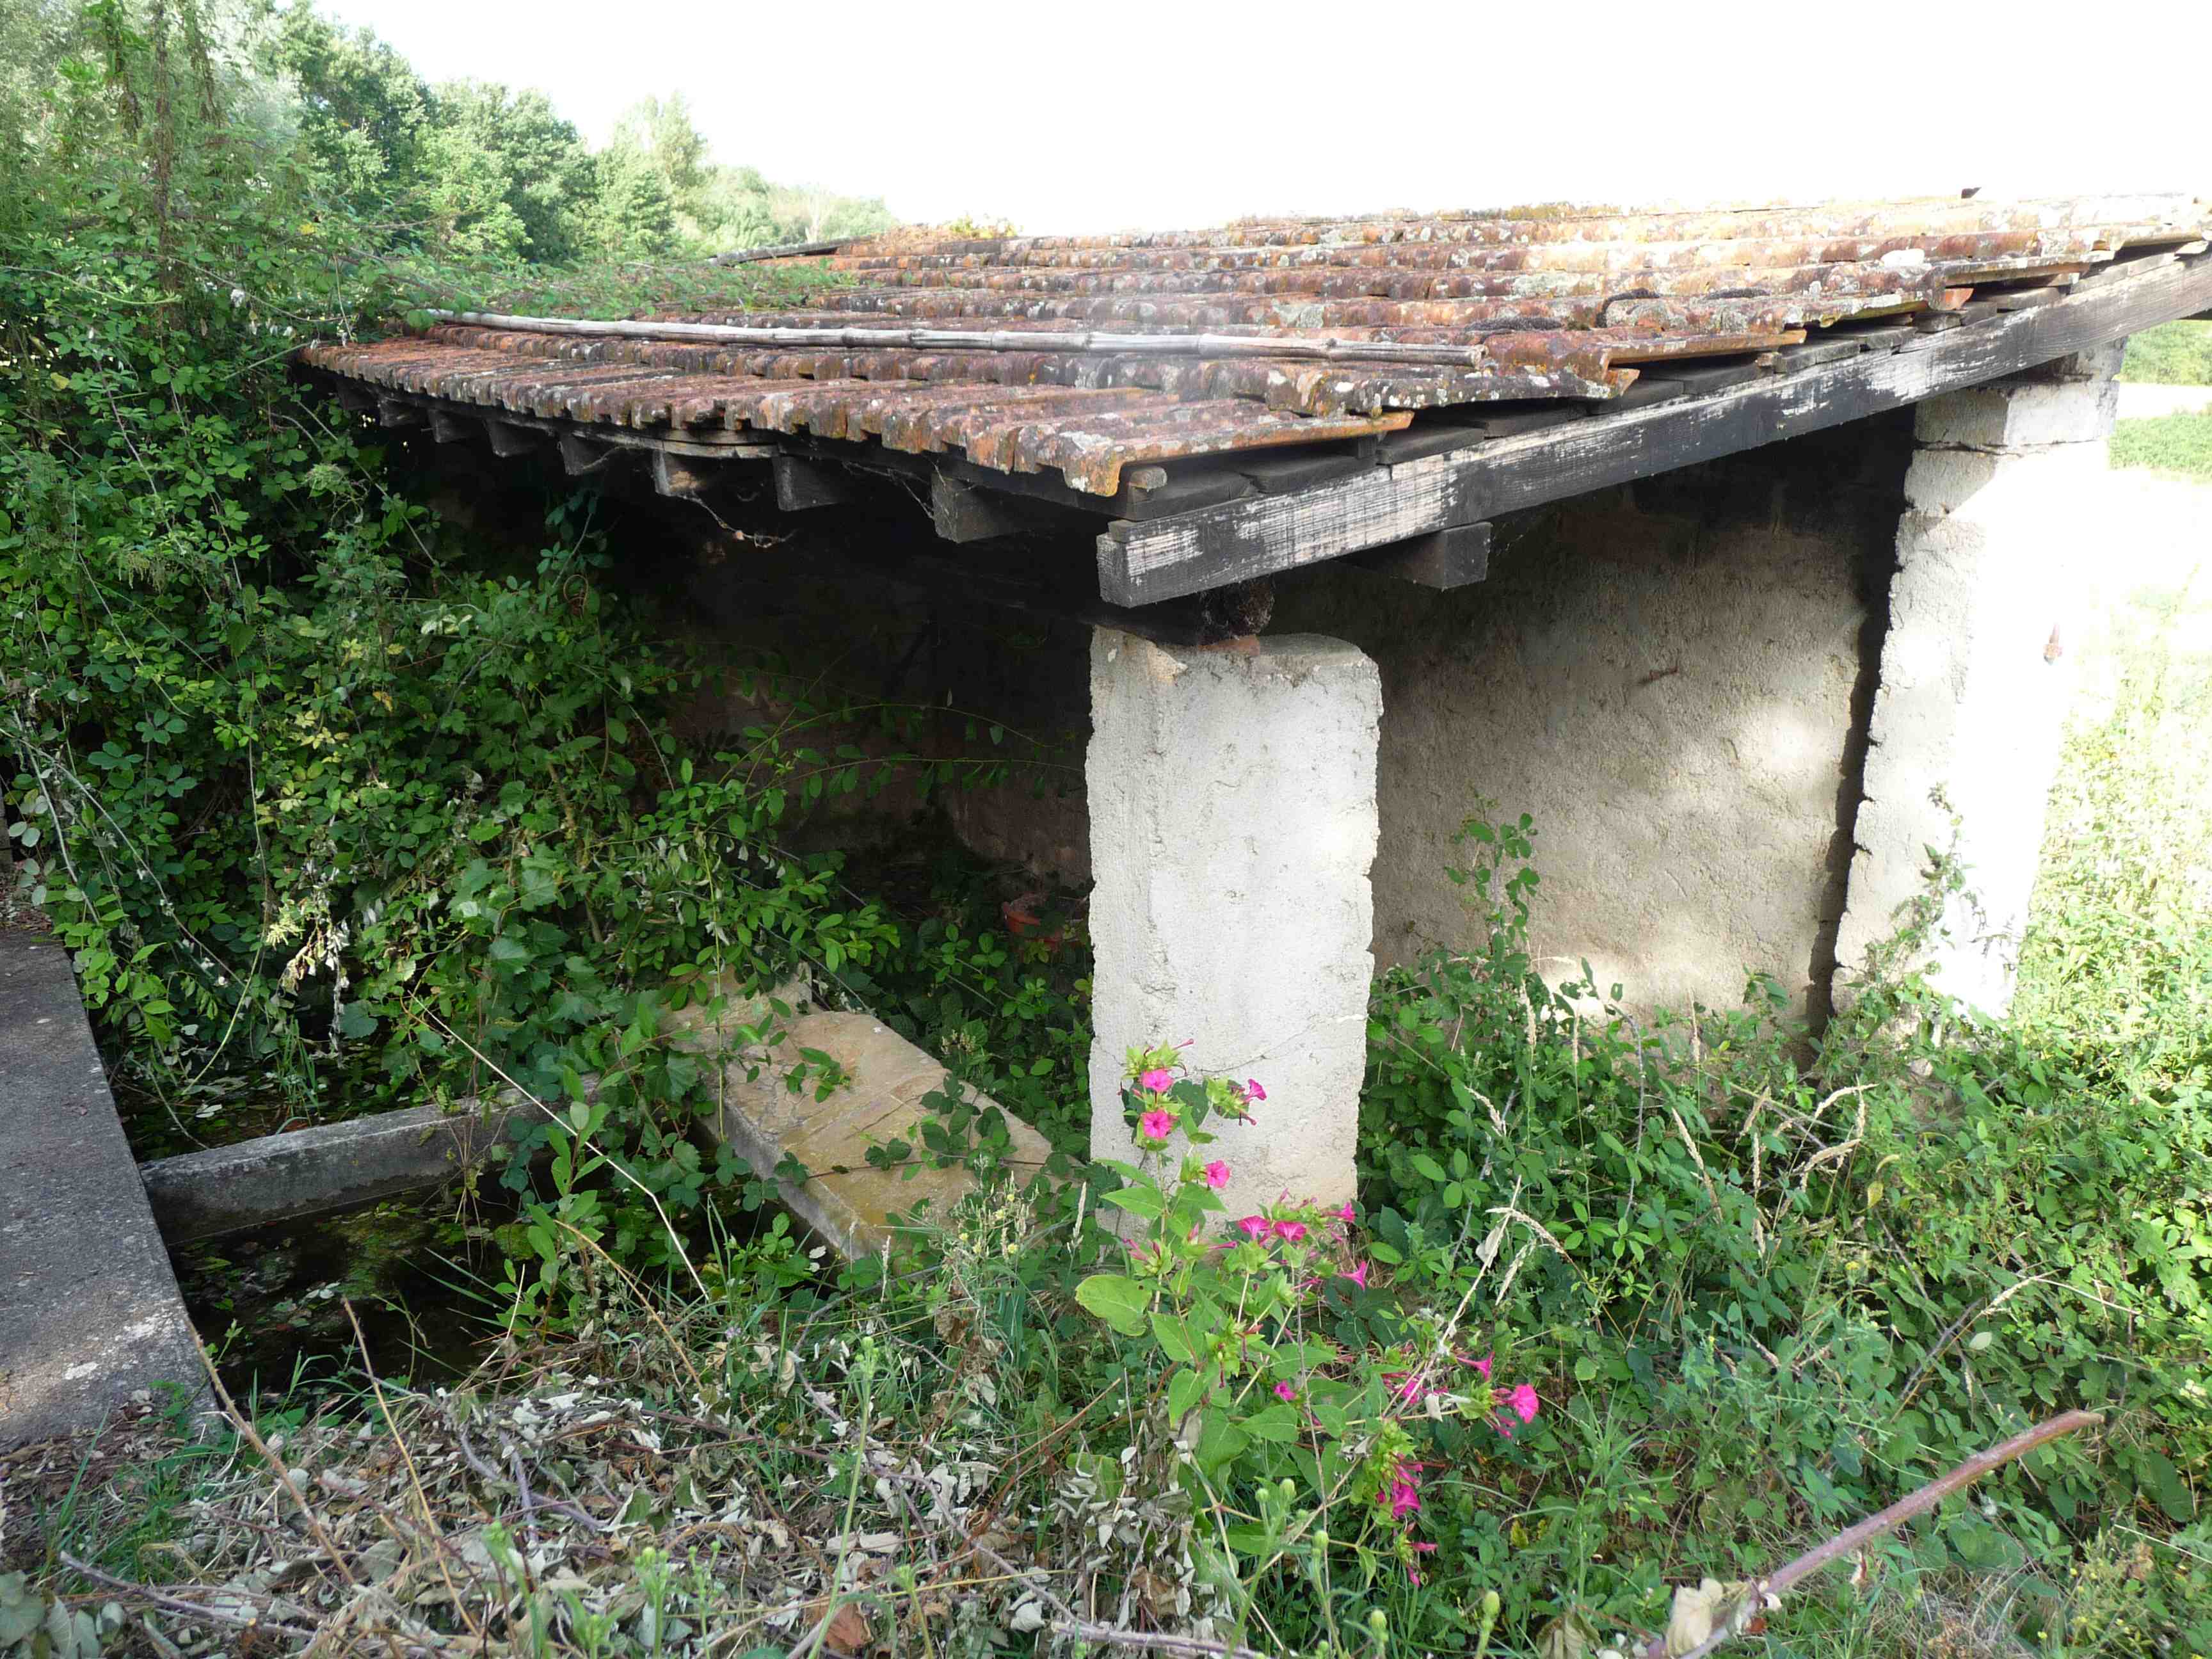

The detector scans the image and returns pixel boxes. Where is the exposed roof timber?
[1098,250,2212,607]
[1346,524,1491,591]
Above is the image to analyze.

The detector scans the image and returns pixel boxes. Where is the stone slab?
[140,1100,540,1246]
[0,931,206,1445]
[666,985,1054,1257]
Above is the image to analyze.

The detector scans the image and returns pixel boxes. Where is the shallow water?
[174,1188,517,1406]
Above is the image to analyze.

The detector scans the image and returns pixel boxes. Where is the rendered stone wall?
[1270,419,1911,1020]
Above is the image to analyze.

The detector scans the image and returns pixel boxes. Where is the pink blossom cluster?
[1130,1057,1263,1144]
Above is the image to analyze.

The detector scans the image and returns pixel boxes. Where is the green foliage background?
[2120,321,2212,387]
[0,0,904,1268]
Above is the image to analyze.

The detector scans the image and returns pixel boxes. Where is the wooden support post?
[652,447,723,501]
[931,472,1064,543]
[1346,523,1491,590]
[427,408,476,444]
[485,420,545,458]
[773,454,852,511]
[374,396,423,428]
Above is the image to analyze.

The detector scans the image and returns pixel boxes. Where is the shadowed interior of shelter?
[405,405,1915,1023]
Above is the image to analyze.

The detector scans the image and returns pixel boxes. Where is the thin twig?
[57,1555,320,1642]
[344,1300,485,1643]
[186,1330,362,1593]
[1636,1408,2104,1659]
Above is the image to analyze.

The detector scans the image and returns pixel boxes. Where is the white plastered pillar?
[1833,344,2122,1014]
[1086,629,1381,1212]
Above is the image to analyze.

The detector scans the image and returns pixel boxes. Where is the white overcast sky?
[319,0,2211,235]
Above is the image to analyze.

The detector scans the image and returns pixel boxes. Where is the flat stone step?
[0,931,206,1445]
[668,986,1056,1256]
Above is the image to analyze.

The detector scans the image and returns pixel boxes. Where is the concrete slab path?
[1,930,205,1445]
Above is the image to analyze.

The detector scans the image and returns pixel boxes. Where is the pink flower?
[1274,1382,1297,1402]
[1508,1383,1539,1424]
[1470,1354,1493,1381]
[1139,1068,1173,1094]
[1382,1472,1420,1521]
[1201,1160,1231,1190]
[1138,1109,1175,1143]
[1342,1260,1370,1289]
[1337,1201,1356,1222]
[1244,1078,1267,1102]
[1272,1220,1308,1243]
[1237,1215,1271,1240]
[1388,1371,1429,1404]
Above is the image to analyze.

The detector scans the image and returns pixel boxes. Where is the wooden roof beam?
[1096,252,2212,607]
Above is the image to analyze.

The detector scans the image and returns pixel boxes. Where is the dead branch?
[57,1555,320,1643]
[1638,1408,2104,1659]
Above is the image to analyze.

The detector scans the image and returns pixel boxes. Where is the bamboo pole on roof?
[429,309,1503,368]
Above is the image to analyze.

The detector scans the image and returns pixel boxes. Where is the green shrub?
[1349,812,2209,1646]
[2121,321,2212,387]
[2110,412,2212,479]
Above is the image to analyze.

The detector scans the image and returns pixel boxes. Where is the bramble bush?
[0,3,952,1279]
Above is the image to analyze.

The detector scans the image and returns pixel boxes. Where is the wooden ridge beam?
[1096,252,2212,607]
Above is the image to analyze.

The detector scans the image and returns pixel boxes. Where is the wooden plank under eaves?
[1095,251,2212,607]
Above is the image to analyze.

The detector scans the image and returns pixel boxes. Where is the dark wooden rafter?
[485,419,545,458]
[1095,250,2212,605]
[1347,524,1491,590]
[773,454,853,511]
[652,448,724,501]
[929,474,1081,544]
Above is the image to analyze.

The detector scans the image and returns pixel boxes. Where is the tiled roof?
[298,193,2210,496]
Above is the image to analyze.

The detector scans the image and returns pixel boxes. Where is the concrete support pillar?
[1833,346,2122,1013]
[1086,629,1380,1212]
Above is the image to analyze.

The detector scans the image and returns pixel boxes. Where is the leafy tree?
[605,92,896,256]
[261,3,429,225]
[588,130,680,260]
[608,92,705,202]
[418,79,594,262]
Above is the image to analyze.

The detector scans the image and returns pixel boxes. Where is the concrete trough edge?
[139,1098,541,1246]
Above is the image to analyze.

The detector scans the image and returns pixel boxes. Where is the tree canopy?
[249,3,893,262]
